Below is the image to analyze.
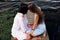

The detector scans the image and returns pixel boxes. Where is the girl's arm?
[18,17,26,33]
[32,13,39,30]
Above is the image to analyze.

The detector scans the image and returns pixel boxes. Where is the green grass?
[0,10,17,40]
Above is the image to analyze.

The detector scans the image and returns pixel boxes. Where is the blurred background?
[0,0,60,2]
[0,0,60,40]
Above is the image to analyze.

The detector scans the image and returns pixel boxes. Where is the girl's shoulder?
[17,12,23,16]
[14,13,23,19]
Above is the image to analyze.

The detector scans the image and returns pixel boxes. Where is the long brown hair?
[28,2,44,24]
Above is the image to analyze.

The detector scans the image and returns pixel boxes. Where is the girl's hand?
[24,32,31,39]
[30,30,34,35]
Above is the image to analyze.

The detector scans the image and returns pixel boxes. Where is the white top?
[11,13,28,40]
[11,13,28,32]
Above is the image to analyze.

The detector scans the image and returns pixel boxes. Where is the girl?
[11,3,30,40]
[28,2,46,40]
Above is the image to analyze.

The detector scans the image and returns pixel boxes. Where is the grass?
[0,10,17,40]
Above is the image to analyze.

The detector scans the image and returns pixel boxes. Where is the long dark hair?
[28,2,44,24]
[18,3,28,14]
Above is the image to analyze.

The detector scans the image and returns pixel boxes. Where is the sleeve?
[18,17,26,33]
[11,16,18,32]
